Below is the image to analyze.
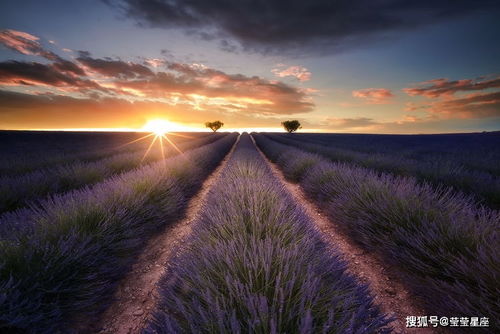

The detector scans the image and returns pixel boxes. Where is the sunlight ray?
[164,132,195,139]
[116,133,155,149]
[159,134,166,164]
[141,135,158,163]
[162,134,183,155]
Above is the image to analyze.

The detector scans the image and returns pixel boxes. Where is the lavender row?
[146,134,390,334]
[254,134,500,331]
[0,133,225,214]
[0,131,209,176]
[264,133,500,209]
[0,133,237,333]
[282,132,500,177]
[282,132,500,179]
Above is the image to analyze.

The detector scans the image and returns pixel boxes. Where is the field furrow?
[251,135,437,333]
[0,133,225,214]
[0,132,209,176]
[254,133,499,333]
[262,133,500,209]
[145,134,390,333]
[0,134,237,333]
[84,134,241,334]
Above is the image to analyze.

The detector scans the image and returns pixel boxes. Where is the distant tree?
[205,121,224,132]
[281,120,302,133]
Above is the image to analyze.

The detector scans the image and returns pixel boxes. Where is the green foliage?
[205,120,224,132]
[281,120,302,133]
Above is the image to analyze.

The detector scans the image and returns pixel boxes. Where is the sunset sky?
[1,0,499,133]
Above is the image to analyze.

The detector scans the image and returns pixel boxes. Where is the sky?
[0,0,499,133]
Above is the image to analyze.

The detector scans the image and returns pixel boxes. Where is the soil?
[82,136,240,334]
[251,135,443,334]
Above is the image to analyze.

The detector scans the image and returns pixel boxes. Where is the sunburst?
[117,119,193,163]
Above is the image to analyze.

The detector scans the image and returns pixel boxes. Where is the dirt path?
[251,135,441,334]
[84,136,240,334]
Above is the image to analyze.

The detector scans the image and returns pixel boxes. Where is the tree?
[205,121,224,132]
[281,120,301,133]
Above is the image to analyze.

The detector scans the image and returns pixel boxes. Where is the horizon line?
[0,128,498,135]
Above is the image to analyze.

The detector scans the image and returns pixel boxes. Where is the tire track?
[251,134,442,334]
[81,135,240,334]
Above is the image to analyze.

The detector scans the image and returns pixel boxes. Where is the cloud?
[77,52,155,79]
[0,60,97,90]
[352,88,393,104]
[52,59,86,76]
[272,65,311,82]
[0,29,60,61]
[113,62,314,114]
[0,29,86,77]
[0,29,315,118]
[402,74,500,120]
[428,91,500,119]
[143,58,166,68]
[105,0,499,55]
[219,39,238,53]
[323,117,380,129]
[403,75,500,97]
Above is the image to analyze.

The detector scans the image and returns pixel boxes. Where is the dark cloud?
[52,59,86,76]
[0,61,79,86]
[0,60,102,91]
[219,39,238,54]
[105,0,500,54]
[404,76,500,97]
[78,50,92,58]
[77,52,154,78]
[0,89,129,111]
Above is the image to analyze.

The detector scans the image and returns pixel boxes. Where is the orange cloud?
[0,29,59,61]
[402,74,500,120]
[403,75,500,98]
[428,91,500,119]
[106,61,314,114]
[352,88,393,104]
[0,30,314,122]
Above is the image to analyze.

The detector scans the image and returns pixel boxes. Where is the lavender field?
[0,131,498,333]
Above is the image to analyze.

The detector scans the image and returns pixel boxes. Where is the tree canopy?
[281,120,301,133]
[205,121,224,132]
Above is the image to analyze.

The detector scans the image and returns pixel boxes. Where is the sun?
[142,119,177,136]
[117,119,194,164]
